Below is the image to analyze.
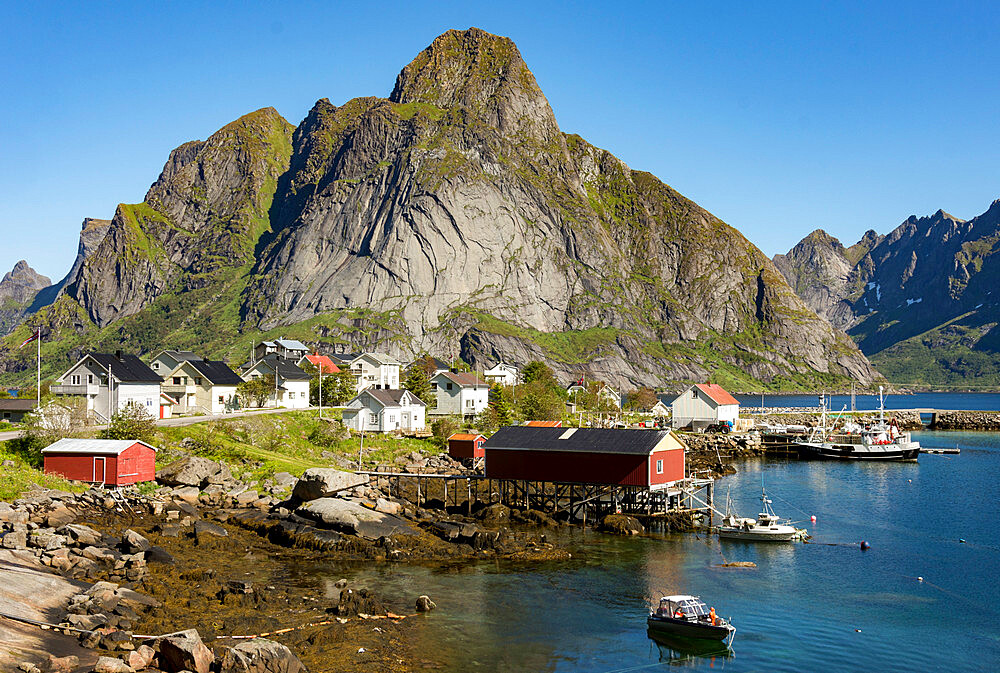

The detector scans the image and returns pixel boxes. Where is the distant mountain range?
[0,27,879,391]
[774,199,1000,388]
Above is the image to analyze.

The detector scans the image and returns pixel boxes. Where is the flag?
[18,329,39,349]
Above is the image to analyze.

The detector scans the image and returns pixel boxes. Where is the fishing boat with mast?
[718,486,801,541]
[796,386,920,461]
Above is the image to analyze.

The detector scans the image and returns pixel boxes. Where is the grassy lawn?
[0,409,447,500]
[0,444,85,502]
[152,410,444,484]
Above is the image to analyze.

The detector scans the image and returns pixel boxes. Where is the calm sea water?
[733,391,1000,412]
[313,429,1000,672]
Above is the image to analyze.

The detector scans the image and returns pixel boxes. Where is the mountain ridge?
[0,27,879,391]
[774,199,1000,387]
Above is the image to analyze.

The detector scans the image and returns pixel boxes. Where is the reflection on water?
[647,629,733,667]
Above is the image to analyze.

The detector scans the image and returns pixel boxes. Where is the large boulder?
[219,638,306,673]
[157,456,232,488]
[156,629,214,673]
[295,498,417,539]
[292,468,367,501]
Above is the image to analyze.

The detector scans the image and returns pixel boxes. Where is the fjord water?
[734,391,1000,411]
[329,430,1000,672]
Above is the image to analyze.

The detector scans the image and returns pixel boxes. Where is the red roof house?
[669,383,740,430]
[447,433,486,460]
[42,439,157,486]
[524,420,562,427]
[299,353,341,375]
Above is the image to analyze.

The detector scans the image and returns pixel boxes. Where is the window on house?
[71,375,80,385]
[656,459,663,474]
[2,413,9,419]
[288,392,295,399]
[447,383,453,390]
[173,377,181,385]
[194,377,202,386]
[466,399,473,407]
[218,395,224,404]
[370,413,377,424]
[389,414,395,422]
[87,374,93,384]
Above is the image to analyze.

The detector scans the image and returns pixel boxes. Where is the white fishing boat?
[718,487,800,542]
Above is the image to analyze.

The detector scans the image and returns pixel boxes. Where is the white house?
[148,350,202,377]
[241,359,311,409]
[341,389,426,433]
[430,371,490,417]
[161,360,243,414]
[650,400,671,417]
[599,385,622,410]
[348,352,401,393]
[483,362,519,387]
[51,352,161,421]
[670,383,740,430]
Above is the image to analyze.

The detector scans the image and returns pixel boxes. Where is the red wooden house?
[483,427,685,487]
[447,433,486,460]
[42,438,157,486]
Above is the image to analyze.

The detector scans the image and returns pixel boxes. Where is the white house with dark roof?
[341,388,426,433]
[670,383,740,430]
[148,350,203,377]
[483,362,519,386]
[241,358,311,409]
[161,359,243,414]
[51,352,162,421]
[348,352,401,394]
[430,371,490,417]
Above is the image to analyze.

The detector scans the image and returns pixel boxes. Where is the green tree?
[431,416,460,449]
[99,402,157,444]
[489,384,513,426]
[332,369,358,405]
[310,373,341,406]
[626,387,657,411]
[403,367,434,406]
[237,374,274,408]
[521,361,555,385]
[516,384,564,421]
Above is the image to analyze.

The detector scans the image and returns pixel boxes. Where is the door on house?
[94,457,106,484]
[401,412,410,430]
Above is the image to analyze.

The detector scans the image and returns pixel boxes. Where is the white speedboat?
[718,488,800,541]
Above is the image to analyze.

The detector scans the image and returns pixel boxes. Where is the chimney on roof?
[115,350,123,361]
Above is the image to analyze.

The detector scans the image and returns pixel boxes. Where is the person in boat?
[674,607,685,619]
[710,607,716,626]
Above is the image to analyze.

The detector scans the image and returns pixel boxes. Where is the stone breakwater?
[931,411,1000,430]
[744,410,924,431]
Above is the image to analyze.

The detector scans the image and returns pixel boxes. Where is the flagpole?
[36,331,40,408]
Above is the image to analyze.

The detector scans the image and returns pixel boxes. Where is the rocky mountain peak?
[0,261,50,304]
[389,27,559,141]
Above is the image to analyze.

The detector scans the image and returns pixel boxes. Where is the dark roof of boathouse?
[482,427,679,455]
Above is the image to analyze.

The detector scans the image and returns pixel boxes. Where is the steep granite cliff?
[2,28,879,390]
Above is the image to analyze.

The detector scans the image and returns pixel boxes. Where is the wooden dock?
[358,470,717,524]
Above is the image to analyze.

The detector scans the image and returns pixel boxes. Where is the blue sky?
[2,2,998,281]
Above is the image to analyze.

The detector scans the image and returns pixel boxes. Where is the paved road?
[0,406,310,442]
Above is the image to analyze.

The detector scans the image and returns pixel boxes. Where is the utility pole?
[318,361,323,419]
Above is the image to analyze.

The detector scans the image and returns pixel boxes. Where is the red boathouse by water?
[483,427,686,487]
[42,438,157,486]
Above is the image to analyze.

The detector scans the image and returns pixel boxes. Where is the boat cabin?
[656,595,710,619]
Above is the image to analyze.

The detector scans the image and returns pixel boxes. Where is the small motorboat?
[647,595,735,644]
[718,487,801,542]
